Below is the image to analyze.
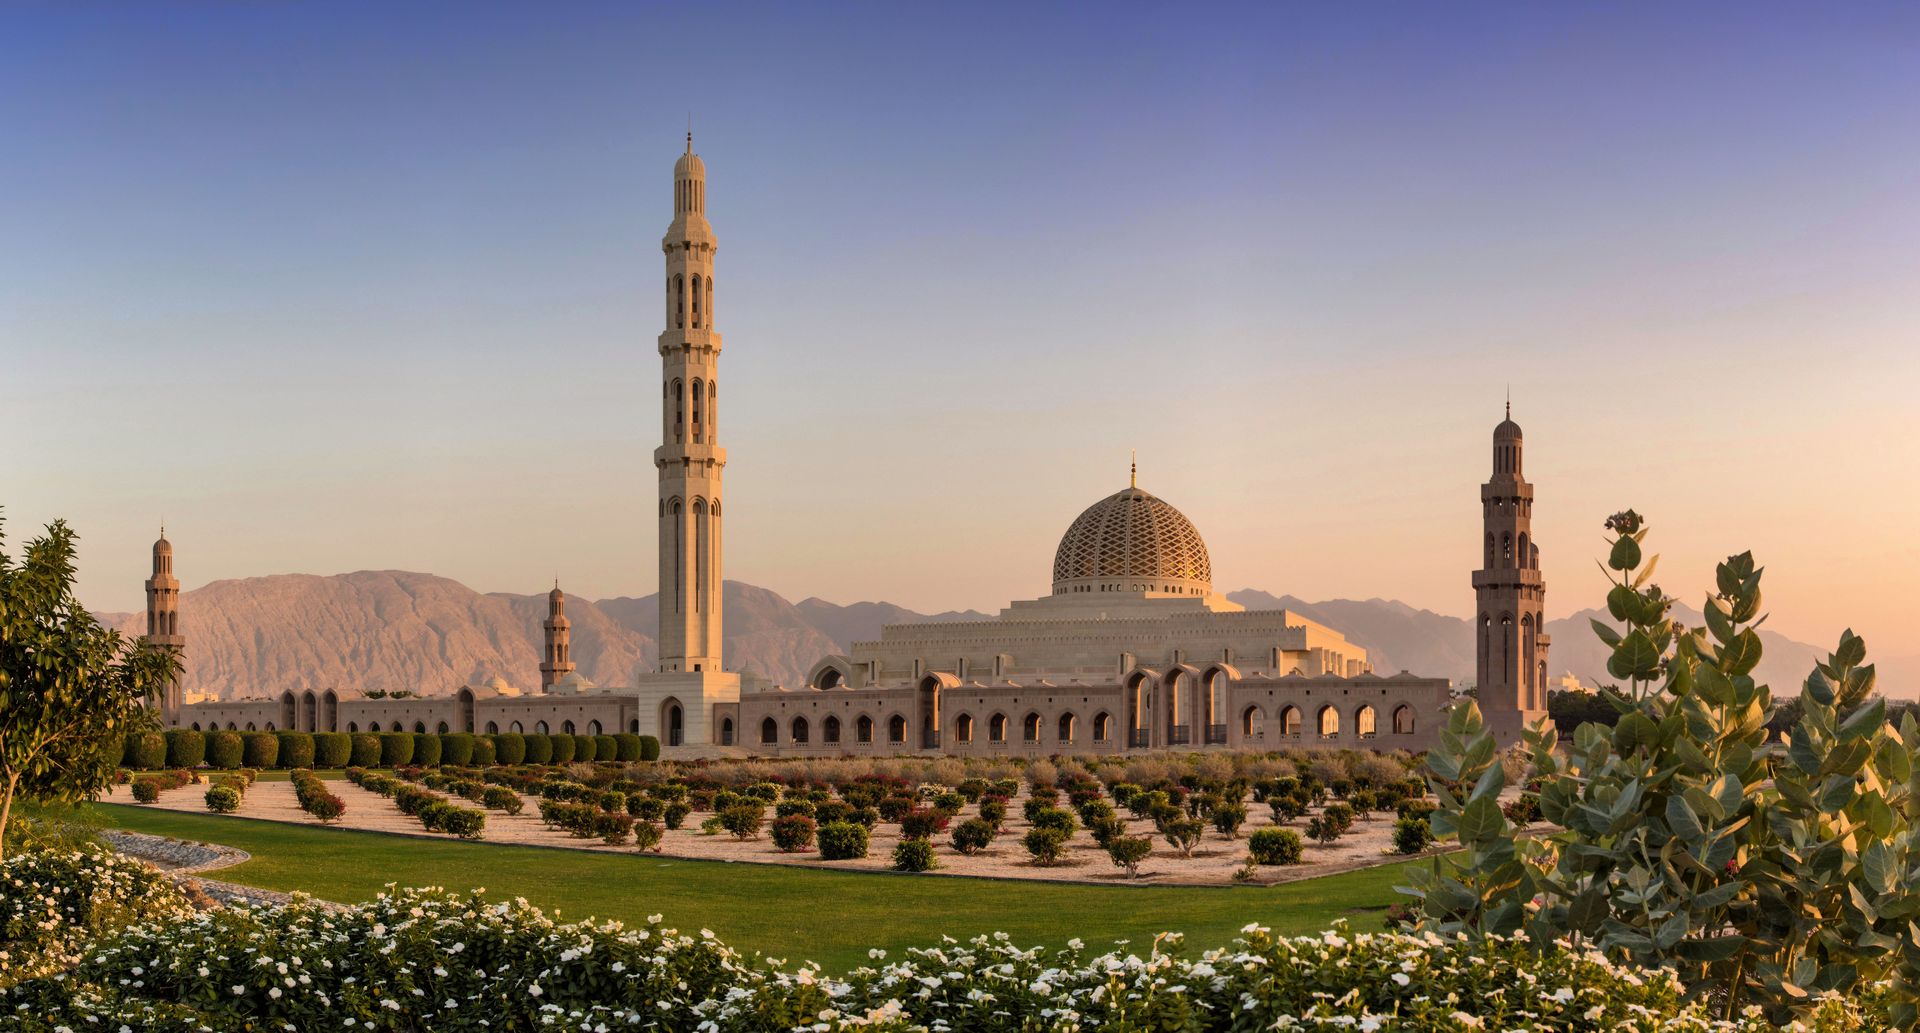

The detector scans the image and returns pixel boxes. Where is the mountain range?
[99,570,1843,702]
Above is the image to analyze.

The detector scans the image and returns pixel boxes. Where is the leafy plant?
[950,817,995,855]
[1162,817,1205,857]
[1248,827,1303,865]
[1022,827,1069,865]
[816,821,868,860]
[770,814,816,852]
[1105,835,1152,877]
[1391,816,1432,855]
[891,837,938,872]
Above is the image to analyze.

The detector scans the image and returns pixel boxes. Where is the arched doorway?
[917,675,942,749]
[662,698,685,747]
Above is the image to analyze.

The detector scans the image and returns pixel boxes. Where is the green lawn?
[96,804,1414,973]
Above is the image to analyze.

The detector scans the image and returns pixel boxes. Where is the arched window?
[587,720,601,736]
[1518,532,1530,568]
[1317,705,1339,738]
[1392,705,1415,735]
[190,722,200,731]
[264,722,275,731]
[791,716,809,744]
[690,274,701,328]
[436,721,449,734]
[955,713,973,743]
[561,720,575,735]
[510,721,524,734]
[348,722,359,733]
[1355,704,1377,738]
[1022,713,1041,743]
[1502,532,1512,564]
[988,713,1008,743]
[761,717,778,745]
[824,716,842,744]
[629,719,639,734]
[485,721,498,734]
[1279,705,1301,737]
[691,378,703,442]
[673,379,684,444]
[1501,613,1514,684]
[887,715,906,743]
[720,717,734,746]
[1092,711,1111,742]
[246,722,256,731]
[1485,533,1494,568]
[1057,712,1075,743]
[534,720,549,735]
[856,715,874,743]
[1241,705,1262,738]
[675,274,685,329]
[815,668,845,690]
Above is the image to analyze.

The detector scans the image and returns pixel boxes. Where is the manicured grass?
[96,804,1414,973]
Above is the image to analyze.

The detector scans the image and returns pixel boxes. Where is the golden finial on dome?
[1130,450,1136,489]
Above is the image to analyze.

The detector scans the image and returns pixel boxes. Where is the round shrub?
[1392,816,1434,855]
[522,734,553,765]
[411,733,442,767]
[770,814,817,852]
[718,802,765,840]
[663,801,691,830]
[638,735,661,761]
[593,734,617,762]
[549,734,576,764]
[438,732,474,766]
[1023,827,1070,865]
[899,808,949,841]
[348,733,381,767]
[1162,817,1206,857]
[241,732,279,769]
[816,821,869,860]
[436,807,486,840]
[130,779,160,803]
[377,733,414,767]
[1106,834,1153,877]
[613,733,643,761]
[1029,807,1077,837]
[313,732,351,768]
[891,838,938,872]
[203,785,241,813]
[275,732,315,769]
[951,817,995,855]
[205,731,244,770]
[490,733,526,766]
[470,736,497,766]
[632,820,664,852]
[1210,801,1248,838]
[1249,827,1304,865]
[480,786,523,815]
[127,732,167,771]
[306,791,345,823]
[164,730,204,769]
[573,734,596,762]
[978,798,1008,828]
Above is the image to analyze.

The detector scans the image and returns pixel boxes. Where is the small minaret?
[144,527,184,724]
[655,132,725,673]
[1473,404,1551,744]
[540,581,575,690]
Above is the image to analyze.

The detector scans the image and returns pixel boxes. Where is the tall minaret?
[541,581,575,690]
[1473,404,1551,744]
[655,133,725,673]
[144,528,184,724]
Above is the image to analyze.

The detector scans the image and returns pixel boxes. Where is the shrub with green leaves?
[770,814,816,852]
[376,733,412,767]
[717,802,764,840]
[1162,817,1205,857]
[347,733,380,767]
[891,837,938,872]
[950,817,995,855]
[410,733,441,767]
[202,785,240,813]
[204,731,243,770]
[1022,827,1069,865]
[1392,816,1432,855]
[1105,834,1152,877]
[1248,826,1303,865]
[312,732,351,768]
[637,734,661,761]
[163,730,203,769]
[1405,510,1920,1027]
[275,731,315,769]
[1210,801,1247,838]
[490,733,526,765]
[631,820,664,852]
[1304,815,1342,845]
[1029,806,1077,837]
[663,801,691,830]
[241,732,278,769]
[816,820,868,860]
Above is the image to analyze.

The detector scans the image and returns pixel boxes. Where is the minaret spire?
[1130,450,1137,488]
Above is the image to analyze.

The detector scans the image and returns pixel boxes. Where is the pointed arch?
[856,714,874,744]
[1317,704,1339,738]
[760,717,777,745]
[954,713,973,743]
[1092,711,1112,743]
[1057,711,1075,743]
[1241,704,1263,738]
[824,715,842,744]
[1392,704,1415,735]
[988,712,1008,743]
[790,716,809,744]
[1022,712,1041,743]
[887,714,906,744]
[1279,704,1302,737]
[1354,704,1377,738]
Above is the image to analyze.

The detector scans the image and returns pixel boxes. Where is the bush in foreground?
[1248,826,1304,865]
[0,868,1881,1031]
[891,837,938,872]
[816,821,868,860]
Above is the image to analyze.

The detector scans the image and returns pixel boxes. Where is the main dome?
[1050,486,1212,595]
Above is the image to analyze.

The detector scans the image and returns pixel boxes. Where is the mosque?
[161,141,1551,752]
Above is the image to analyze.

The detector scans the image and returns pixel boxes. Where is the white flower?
[1391,973,1411,986]
[233,985,246,995]
[269,987,282,999]
[529,984,543,997]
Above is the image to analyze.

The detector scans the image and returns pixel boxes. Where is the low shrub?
[1248,827,1303,865]
[638,734,661,761]
[770,814,817,852]
[951,817,995,855]
[241,732,279,769]
[479,786,521,815]
[1163,817,1206,857]
[1023,827,1070,866]
[1087,813,1128,848]
[774,799,815,819]
[718,802,765,840]
[1210,801,1247,838]
[898,808,949,841]
[130,780,160,804]
[1322,802,1356,834]
[1392,816,1433,855]
[628,796,666,821]
[663,801,691,830]
[205,731,243,770]
[877,795,916,823]
[1029,807,1077,837]
[817,821,869,860]
[203,785,241,813]
[1502,792,1543,827]
[631,820,664,852]
[163,729,204,769]
[435,806,486,840]
[1106,835,1153,877]
[891,838,938,872]
[978,798,1008,828]
[595,811,636,845]
[313,732,352,768]
[612,733,643,762]
[1305,815,1343,845]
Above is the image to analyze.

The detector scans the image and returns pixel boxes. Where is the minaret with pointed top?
[145,527,184,724]
[655,134,725,673]
[1473,404,1551,744]
[541,581,575,690]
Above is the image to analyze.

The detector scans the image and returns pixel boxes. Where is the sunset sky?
[5,3,1917,686]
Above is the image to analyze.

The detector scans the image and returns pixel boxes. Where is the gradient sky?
[5,3,1918,684]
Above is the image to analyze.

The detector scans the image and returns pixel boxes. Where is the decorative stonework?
[1051,486,1212,589]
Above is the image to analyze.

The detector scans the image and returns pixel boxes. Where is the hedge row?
[121,730,660,771]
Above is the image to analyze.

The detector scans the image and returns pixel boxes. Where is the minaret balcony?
[1471,569,1544,590]
[654,443,728,468]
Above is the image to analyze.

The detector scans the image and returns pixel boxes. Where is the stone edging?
[102,829,341,911]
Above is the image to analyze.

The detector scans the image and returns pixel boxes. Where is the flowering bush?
[770,814,816,853]
[2,876,1881,1032]
[0,847,193,983]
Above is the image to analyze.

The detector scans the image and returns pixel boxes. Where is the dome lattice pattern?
[1051,487,1211,587]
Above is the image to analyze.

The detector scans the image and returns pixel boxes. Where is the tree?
[0,515,179,859]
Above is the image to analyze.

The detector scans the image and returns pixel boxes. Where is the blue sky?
[4,2,1918,677]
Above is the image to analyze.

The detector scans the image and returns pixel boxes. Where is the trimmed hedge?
[314,732,351,768]
[163,730,204,769]
[348,733,381,767]
[489,733,525,766]
[125,732,167,771]
[241,732,279,769]
[523,734,553,765]
[572,734,596,762]
[470,736,497,766]
[206,731,244,770]
[411,733,442,767]
[638,735,661,761]
[378,733,414,767]
[548,735,574,765]
[817,821,869,860]
[439,733,474,766]
[275,732,315,769]
[613,733,643,762]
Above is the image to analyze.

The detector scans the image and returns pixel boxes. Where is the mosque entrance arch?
[661,698,685,747]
